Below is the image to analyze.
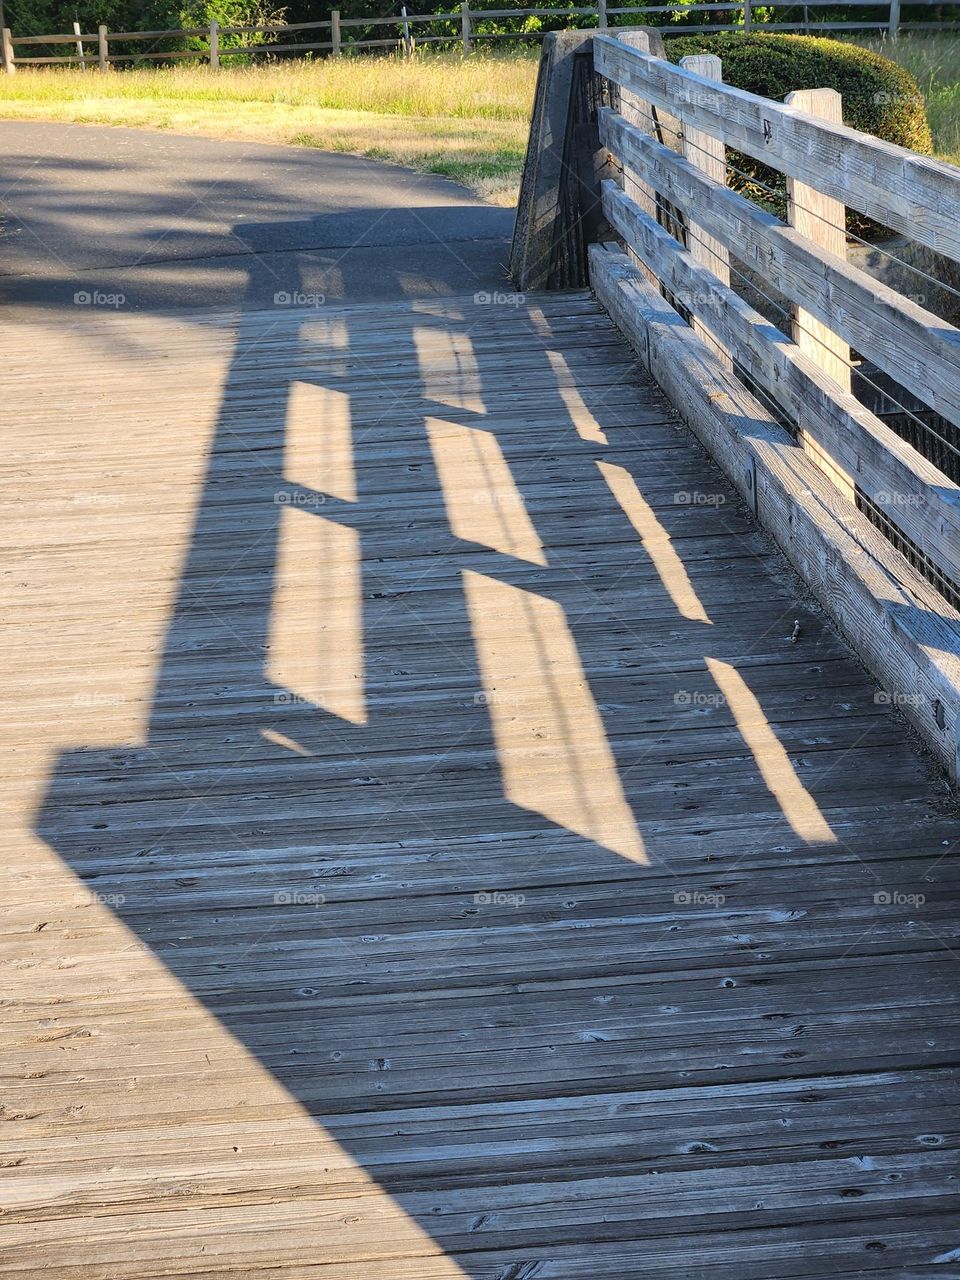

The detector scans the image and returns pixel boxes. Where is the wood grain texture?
[2,289,959,1278]
[598,179,960,589]
[598,106,960,434]
[594,32,960,263]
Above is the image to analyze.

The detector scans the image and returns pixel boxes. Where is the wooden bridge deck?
[3,290,960,1277]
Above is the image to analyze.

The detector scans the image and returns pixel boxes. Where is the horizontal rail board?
[94,27,209,40]
[594,33,960,264]
[590,242,960,779]
[601,180,960,586]
[11,32,97,44]
[106,48,213,62]
[599,108,960,433]
[219,40,335,55]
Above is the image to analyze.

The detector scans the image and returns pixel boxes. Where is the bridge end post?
[510,27,666,291]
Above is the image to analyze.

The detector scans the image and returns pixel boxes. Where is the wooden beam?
[1,26,15,73]
[590,241,960,782]
[599,107,960,432]
[679,52,731,367]
[594,32,960,263]
[785,86,854,501]
[601,178,960,589]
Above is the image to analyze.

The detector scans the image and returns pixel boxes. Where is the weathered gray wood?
[509,29,613,289]
[594,32,960,263]
[97,23,108,69]
[600,179,960,589]
[591,241,960,779]
[1,25,15,72]
[679,52,730,367]
[785,86,854,500]
[599,106,960,432]
[5,288,959,1278]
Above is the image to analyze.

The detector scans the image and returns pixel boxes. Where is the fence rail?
[511,27,960,775]
[2,0,957,72]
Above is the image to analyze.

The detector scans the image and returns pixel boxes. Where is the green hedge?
[661,33,933,236]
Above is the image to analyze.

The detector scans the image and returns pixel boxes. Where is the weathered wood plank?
[599,106,960,431]
[599,179,960,587]
[594,32,960,263]
[4,288,958,1280]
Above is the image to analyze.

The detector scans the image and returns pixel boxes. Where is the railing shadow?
[29,212,955,1273]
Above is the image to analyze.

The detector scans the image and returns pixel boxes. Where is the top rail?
[594,33,960,265]
[512,27,960,778]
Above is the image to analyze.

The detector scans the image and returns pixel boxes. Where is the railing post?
[1,26,14,74]
[888,0,901,36]
[598,0,608,30]
[461,1,472,51]
[331,9,341,56]
[679,53,731,368]
[743,0,752,31]
[785,86,855,501]
[98,24,108,70]
[209,19,219,69]
[615,30,675,290]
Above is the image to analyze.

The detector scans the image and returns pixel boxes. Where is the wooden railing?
[2,1,957,72]
[514,27,960,777]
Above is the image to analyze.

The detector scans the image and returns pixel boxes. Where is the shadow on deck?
[10,213,960,1277]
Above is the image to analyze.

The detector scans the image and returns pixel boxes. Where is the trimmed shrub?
[661,33,933,236]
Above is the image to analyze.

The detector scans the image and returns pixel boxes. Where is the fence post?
[743,0,752,31]
[615,31,678,288]
[598,0,608,30]
[679,53,731,368]
[1,27,14,74]
[73,20,85,69]
[209,18,219,69]
[888,0,901,36]
[785,86,855,501]
[400,3,413,56]
[98,24,108,70]
[461,1,472,52]
[330,10,341,56]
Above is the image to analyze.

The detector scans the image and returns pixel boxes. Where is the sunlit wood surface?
[3,291,959,1278]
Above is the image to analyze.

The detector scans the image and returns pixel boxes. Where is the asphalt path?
[0,122,515,313]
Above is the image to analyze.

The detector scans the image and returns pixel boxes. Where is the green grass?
[849,33,960,164]
[0,52,539,203]
[0,37,955,207]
